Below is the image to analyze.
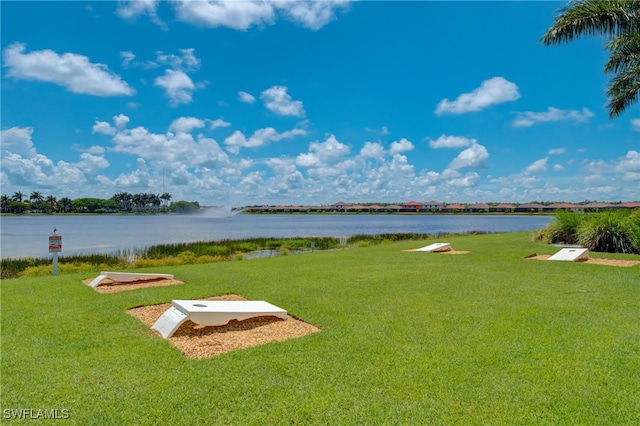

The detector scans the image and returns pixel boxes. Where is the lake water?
[0,211,553,259]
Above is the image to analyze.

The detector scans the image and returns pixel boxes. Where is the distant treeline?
[1,191,200,214]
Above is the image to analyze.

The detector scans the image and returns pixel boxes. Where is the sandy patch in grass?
[525,254,640,267]
[82,277,185,293]
[127,294,321,359]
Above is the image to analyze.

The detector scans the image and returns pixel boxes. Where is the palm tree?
[59,197,73,213]
[46,195,57,212]
[1,195,9,213]
[30,191,44,204]
[30,191,44,211]
[160,192,172,208]
[541,0,640,118]
[148,193,161,213]
[12,191,23,202]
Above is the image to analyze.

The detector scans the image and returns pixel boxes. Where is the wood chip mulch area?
[525,254,640,267]
[127,294,321,359]
[82,277,185,293]
[403,249,470,254]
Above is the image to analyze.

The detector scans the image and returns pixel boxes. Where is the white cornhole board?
[89,271,174,288]
[548,248,589,262]
[414,243,452,253]
[151,300,288,339]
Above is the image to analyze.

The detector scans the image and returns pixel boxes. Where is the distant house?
[489,203,515,212]
[618,202,640,209]
[581,202,616,211]
[330,202,350,212]
[348,204,369,212]
[465,203,489,212]
[423,200,444,211]
[514,203,546,212]
[401,201,423,212]
[442,203,465,212]
[544,203,579,212]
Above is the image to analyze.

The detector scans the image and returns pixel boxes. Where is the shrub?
[536,210,585,244]
[577,210,639,254]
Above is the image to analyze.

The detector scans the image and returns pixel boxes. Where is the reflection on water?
[0,213,553,259]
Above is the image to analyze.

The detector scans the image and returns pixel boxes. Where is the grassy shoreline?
[2,231,639,424]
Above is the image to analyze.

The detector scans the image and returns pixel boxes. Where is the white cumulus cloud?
[524,158,548,174]
[435,76,520,115]
[389,138,414,155]
[0,126,37,158]
[224,127,306,154]
[169,0,348,31]
[448,143,489,170]
[2,43,135,96]
[260,86,305,117]
[428,134,477,149]
[512,107,594,127]
[154,69,197,106]
[169,117,206,134]
[238,91,256,103]
[172,0,275,30]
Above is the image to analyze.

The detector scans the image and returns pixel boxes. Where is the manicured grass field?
[2,232,639,424]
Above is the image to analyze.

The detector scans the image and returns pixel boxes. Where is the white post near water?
[49,230,62,276]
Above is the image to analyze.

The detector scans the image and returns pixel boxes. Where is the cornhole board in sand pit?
[151,300,288,339]
[548,248,589,262]
[89,271,174,288]
[414,243,452,253]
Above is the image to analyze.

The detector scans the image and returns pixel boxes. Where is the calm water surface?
[1,211,553,258]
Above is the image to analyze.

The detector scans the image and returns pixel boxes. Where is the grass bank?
[1,232,639,424]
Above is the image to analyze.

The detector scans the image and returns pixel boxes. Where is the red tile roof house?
[618,202,640,209]
[441,203,466,212]
[489,203,515,212]
[368,205,387,213]
[401,201,423,212]
[544,203,580,212]
[465,203,489,212]
[514,203,546,212]
[580,202,617,211]
[347,204,370,212]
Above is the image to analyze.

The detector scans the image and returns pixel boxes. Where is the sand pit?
[525,254,640,267]
[128,294,321,359]
[82,276,185,293]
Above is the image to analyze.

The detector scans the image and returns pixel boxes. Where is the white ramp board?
[89,271,174,288]
[151,300,288,339]
[548,248,589,262]
[414,243,452,253]
[151,306,189,339]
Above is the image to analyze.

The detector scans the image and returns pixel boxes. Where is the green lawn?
[2,232,639,424]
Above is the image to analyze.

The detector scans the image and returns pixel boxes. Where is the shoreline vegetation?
[0,233,478,279]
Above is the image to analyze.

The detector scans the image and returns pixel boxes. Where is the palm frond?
[604,32,640,73]
[606,64,640,117]
[541,0,640,45]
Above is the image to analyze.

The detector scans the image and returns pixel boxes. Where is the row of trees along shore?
[1,191,200,214]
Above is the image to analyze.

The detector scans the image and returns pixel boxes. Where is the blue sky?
[1,0,639,206]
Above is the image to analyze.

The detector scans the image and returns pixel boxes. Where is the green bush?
[544,210,585,244]
[577,210,639,254]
